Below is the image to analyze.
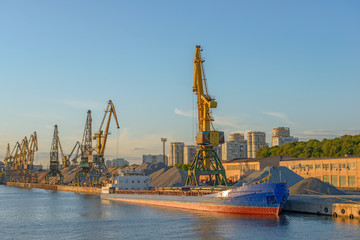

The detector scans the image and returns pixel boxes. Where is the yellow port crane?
[4,132,38,183]
[57,136,70,168]
[93,100,120,157]
[88,100,120,186]
[24,132,38,183]
[185,45,228,186]
[5,142,21,182]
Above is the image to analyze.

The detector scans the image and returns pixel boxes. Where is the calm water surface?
[0,185,359,240]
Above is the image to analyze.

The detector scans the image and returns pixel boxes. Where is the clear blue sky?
[1,1,359,166]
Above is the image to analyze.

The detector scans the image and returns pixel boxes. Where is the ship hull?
[101,183,288,216]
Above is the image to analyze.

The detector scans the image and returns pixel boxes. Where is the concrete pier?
[284,195,360,219]
[6,182,101,195]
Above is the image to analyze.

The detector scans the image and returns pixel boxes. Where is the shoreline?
[5,182,101,195]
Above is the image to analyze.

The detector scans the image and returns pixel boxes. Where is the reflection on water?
[1,185,359,240]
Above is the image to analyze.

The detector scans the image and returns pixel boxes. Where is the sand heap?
[150,166,187,187]
[289,177,345,195]
[233,166,304,188]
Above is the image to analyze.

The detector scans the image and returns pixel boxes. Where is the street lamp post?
[161,138,167,165]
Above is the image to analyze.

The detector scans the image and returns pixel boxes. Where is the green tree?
[255,134,360,158]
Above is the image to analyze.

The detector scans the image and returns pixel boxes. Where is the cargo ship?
[101,182,289,216]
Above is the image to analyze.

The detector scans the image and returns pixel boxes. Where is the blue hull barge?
[101,182,289,216]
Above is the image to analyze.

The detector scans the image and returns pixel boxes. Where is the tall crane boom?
[87,100,120,187]
[45,125,64,184]
[193,45,217,133]
[81,110,93,157]
[193,45,224,147]
[27,132,38,166]
[185,45,228,186]
[93,100,120,156]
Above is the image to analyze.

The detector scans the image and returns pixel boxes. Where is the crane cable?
[116,127,120,159]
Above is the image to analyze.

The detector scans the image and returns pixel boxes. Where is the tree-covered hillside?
[256,135,360,159]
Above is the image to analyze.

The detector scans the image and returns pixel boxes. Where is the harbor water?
[0,185,359,240]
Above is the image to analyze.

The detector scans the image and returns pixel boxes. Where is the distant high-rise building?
[222,141,241,160]
[228,133,247,159]
[166,154,170,166]
[214,145,222,160]
[169,142,184,166]
[272,127,298,147]
[247,131,267,158]
[184,145,197,164]
[105,160,112,169]
[229,133,245,142]
[107,158,129,168]
[143,154,168,165]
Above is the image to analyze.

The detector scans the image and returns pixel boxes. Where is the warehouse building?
[223,155,360,189]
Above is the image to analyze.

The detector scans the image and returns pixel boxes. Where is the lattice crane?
[45,125,64,184]
[185,45,228,186]
[88,100,120,186]
[74,110,93,186]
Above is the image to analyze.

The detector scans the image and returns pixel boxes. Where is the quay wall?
[5,182,101,195]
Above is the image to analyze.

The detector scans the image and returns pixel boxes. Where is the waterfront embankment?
[5,182,101,194]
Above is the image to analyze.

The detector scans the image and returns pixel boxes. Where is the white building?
[184,145,197,164]
[142,154,168,165]
[247,131,267,158]
[169,142,184,166]
[272,127,298,147]
[114,170,153,190]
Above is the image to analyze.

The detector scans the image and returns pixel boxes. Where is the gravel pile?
[33,162,183,187]
[136,162,169,176]
[150,167,187,187]
[61,167,81,184]
[289,177,345,195]
[36,171,49,184]
[119,162,169,176]
[233,166,304,188]
[149,168,168,182]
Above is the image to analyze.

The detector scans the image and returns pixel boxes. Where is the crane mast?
[24,132,38,183]
[74,110,93,186]
[6,142,21,182]
[4,132,38,183]
[88,100,120,186]
[57,136,70,168]
[45,125,64,184]
[81,110,93,157]
[185,45,228,186]
[93,100,120,156]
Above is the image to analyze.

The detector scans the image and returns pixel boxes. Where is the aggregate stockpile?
[119,162,188,187]
[37,166,81,185]
[33,162,187,187]
[290,177,345,195]
[233,166,304,188]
